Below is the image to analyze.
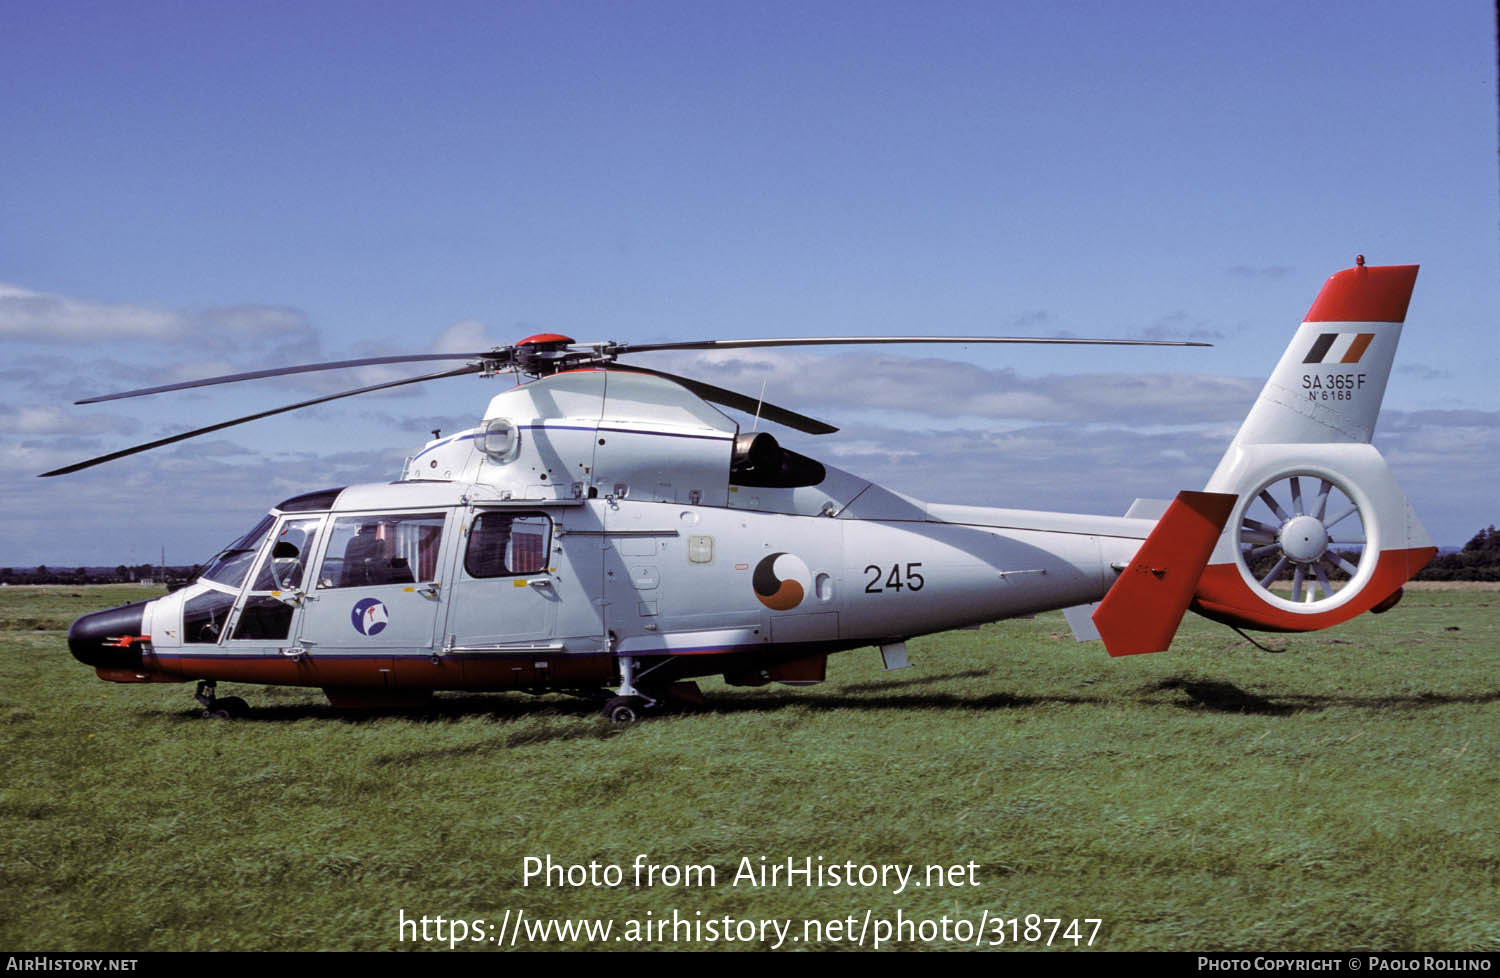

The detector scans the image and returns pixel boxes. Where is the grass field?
[2,584,1497,951]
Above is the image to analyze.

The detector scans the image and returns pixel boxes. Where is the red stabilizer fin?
[1093,490,1238,656]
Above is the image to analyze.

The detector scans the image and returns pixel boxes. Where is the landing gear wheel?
[602,695,648,724]
[206,696,250,719]
[194,681,250,719]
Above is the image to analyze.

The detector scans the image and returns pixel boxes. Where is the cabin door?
[297,510,450,650]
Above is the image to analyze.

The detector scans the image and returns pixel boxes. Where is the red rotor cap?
[516,333,575,346]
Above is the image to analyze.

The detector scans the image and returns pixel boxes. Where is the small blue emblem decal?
[351,598,389,636]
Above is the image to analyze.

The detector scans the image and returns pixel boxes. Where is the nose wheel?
[195,681,250,719]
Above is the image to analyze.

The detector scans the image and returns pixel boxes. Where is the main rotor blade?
[74,352,503,404]
[609,336,1212,355]
[607,364,839,435]
[41,364,483,477]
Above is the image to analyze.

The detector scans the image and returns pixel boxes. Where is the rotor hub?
[512,333,587,375]
[515,333,576,349]
[1278,515,1329,564]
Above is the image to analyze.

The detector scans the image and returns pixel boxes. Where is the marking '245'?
[864,562,925,593]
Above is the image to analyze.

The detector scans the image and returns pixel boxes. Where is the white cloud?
[1136,311,1228,342]
[824,439,923,459]
[636,348,1262,425]
[1227,265,1295,279]
[1396,363,1452,381]
[0,285,181,342]
[0,404,140,436]
[0,284,317,350]
[428,318,501,354]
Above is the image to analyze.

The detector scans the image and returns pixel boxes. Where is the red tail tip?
[1304,264,1419,324]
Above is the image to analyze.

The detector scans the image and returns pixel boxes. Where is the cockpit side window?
[200,514,275,589]
[251,517,322,592]
[464,512,551,578]
[229,515,325,642]
[318,512,446,589]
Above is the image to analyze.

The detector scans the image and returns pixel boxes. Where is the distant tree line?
[1415,526,1500,582]
[0,564,201,587]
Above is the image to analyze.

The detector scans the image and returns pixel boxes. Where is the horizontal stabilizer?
[1093,490,1237,656]
[1061,604,1102,642]
[1123,498,1171,520]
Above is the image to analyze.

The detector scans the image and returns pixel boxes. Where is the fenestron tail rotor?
[45,331,1209,476]
[1235,473,1369,605]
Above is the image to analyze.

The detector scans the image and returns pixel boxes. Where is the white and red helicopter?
[53,260,1434,721]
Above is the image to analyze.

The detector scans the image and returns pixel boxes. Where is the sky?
[2,0,1497,566]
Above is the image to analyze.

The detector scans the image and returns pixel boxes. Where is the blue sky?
[2,0,1496,565]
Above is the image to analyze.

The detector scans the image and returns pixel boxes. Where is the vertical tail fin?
[1232,261,1418,447]
[1195,261,1435,632]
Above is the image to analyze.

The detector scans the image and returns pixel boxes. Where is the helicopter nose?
[68,601,151,669]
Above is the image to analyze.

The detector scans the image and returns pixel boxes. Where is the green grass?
[2,584,1497,951]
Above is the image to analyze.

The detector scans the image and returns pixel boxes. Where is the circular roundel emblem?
[350,598,389,636]
[753,552,812,611]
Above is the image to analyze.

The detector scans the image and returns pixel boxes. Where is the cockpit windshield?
[199,514,275,589]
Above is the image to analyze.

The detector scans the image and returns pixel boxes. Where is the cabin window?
[183,590,236,644]
[465,512,551,578]
[318,512,446,588]
[231,597,296,642]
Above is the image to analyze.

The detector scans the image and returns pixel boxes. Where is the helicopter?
[55,260,1435,722]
